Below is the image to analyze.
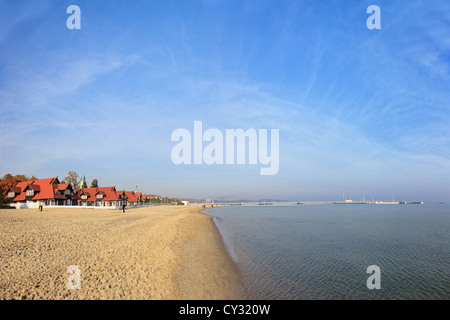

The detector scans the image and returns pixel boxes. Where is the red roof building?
[75,186,127,207]
[5,177,75,208]
[5,177,144,209]
[115,190,141,206]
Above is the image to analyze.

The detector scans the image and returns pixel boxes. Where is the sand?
[0,205,243,300]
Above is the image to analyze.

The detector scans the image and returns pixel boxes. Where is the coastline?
[175,206,244,299]
[0,205,243,300]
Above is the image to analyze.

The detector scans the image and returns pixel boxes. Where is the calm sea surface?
[206,204,449,300]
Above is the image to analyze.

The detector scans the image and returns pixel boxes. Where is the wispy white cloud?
[0,0,53,44]
[1,0,449,201]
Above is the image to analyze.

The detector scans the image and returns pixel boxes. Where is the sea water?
[206,204,450,300]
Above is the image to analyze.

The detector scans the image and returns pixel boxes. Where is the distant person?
[122,203,126,213]
[39,204,43,211]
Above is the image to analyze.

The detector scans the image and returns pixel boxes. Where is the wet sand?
[0,205,242,300]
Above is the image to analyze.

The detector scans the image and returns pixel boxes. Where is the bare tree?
[65,171,81,190]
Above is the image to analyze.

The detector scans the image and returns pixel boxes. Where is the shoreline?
[173,206,244,299]
[0,205,243,300]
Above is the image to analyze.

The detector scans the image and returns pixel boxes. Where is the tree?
[65,171,81,190]
[149,197,161,203]
[0,174,34,191]
[0,179,8,207]
[91,179,98,188]
[0,174,15,191]
[0,173,36,207]
[13,175,29,182]
[0,190,8,207]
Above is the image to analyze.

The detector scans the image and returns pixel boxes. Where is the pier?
[206,200,424,206]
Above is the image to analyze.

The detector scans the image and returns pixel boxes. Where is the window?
[8,192,15,198]
[81,195,87,200]
[26,190,34,196]
[97,194,103,199]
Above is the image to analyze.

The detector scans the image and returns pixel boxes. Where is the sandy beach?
[0,205,243,300]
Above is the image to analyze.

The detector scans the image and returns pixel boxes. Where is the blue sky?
[1,0,449,202]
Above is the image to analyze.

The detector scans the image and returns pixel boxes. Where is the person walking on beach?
[39,204,43,211]
[122,203,126,213]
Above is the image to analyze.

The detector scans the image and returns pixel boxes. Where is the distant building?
[74,187,126,207]
[79,175,88,189]
[4,176,144,209]
[119,190,140,206]
[5,177,75,208]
